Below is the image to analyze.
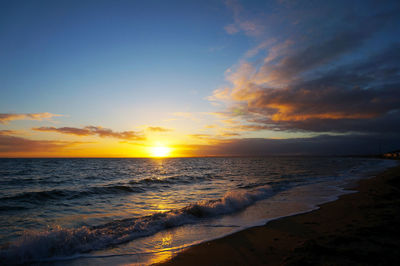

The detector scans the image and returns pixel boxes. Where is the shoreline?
[159,163,400,265]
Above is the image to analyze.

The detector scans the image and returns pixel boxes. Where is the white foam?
[0,185,273,264]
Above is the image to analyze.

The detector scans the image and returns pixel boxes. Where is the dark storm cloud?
[190,134,399,156]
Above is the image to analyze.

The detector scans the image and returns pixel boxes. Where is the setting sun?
[150,146,172,157]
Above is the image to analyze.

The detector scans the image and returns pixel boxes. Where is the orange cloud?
[210,4,400,135]
[0,112,62,124]
[229,124,271,132]
[204,124,217,129]
[218,132,240,137]
[209,45,400,134]
[146,126,172,132]
[0,134,86,153]
[33,126,145,141]
[0,130,18,136]
[189,134,212,139]
[187,134,228,145]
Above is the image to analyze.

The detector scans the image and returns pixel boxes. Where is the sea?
[0,157,396,265]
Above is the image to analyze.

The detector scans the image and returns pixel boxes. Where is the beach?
[161,163,400,265]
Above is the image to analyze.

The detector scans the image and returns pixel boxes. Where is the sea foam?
[0,185,272,264]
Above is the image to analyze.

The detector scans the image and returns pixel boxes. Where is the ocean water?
[0,157,396,264]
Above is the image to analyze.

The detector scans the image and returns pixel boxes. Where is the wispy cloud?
[146,126,173,132]
[33,126,145,141]
[0,113,62,124]
[224,23,239,34]
[224,0,265,37]
[218,132,240,137]
[189,134,212,139]
[204,124,217,129]
[0,130,18,136]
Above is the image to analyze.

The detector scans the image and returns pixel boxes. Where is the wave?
[0,185,145,204]
[0,185,272,264]
[1,174,217,206]
[130,173,216,185]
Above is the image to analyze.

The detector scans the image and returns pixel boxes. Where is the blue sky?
[1,1,238,125]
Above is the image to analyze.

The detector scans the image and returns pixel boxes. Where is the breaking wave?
[0,185,272,264]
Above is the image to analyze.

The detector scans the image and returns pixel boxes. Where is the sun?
[150,146,172,158]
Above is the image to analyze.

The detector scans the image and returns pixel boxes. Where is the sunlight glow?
[150,146,172,157]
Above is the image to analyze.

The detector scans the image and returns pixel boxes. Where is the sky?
[1,0,399,157]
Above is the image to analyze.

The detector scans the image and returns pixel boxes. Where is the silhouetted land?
[160,163,400,265]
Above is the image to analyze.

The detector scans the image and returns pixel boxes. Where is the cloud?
[224,24,239,34]
[188,134,400,156]
[204,124,218,130]
[252,21,391,86]
[189,134,212,139]
[228,124,271,132]
[244,39,276,58]
[0,130,18,136]
[0,134,85,153]
[34,127,91,136]
[189,130,242,142]
[32,126,145,141]
[213,2,400,136]
[219,8,397,90]
[0,113,62,124]
[224,0,265,36]
[217,45,400,134]
[218,132,240,137]
[187,134,229,145]
[146,126,172,132]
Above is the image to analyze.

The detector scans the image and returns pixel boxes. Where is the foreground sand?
[159,163,400,265]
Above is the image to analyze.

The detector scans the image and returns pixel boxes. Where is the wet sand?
[160,163,400,265]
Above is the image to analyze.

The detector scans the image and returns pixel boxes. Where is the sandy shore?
[159,163,400,265]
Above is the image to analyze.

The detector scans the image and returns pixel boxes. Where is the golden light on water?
[150,146,172,158]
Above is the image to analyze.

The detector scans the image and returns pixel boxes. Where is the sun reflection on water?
[148,232,176,264]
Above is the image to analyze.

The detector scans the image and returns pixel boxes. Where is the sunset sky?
[1,0,399,157]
